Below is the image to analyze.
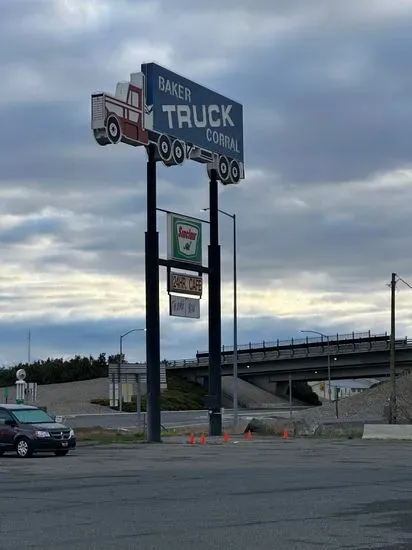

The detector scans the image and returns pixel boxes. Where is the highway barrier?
[363,424,412,440]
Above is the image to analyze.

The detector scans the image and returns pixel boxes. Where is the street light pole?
[118,328,146,413]
[327,335,331,401]
[300,329,332,402]
[232,213,238,429]
[390,272,397,424]
[202,207,238,428]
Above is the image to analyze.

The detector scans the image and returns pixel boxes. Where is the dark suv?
[0,404,76,458]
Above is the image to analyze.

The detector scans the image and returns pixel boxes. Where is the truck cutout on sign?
[91,66,244,184]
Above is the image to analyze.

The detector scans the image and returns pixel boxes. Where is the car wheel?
[15,438,33,458]
[54,450,69,457]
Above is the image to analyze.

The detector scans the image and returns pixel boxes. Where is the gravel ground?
[297,372,412,431]
[2,378,110,414]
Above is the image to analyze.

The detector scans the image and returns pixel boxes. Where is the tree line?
[0,353,122,387]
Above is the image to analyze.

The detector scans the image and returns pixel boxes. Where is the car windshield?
[11,409,54,424]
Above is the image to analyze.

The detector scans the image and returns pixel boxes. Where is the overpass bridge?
[164,331,412,385]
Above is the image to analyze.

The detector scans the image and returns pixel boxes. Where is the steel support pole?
[118,336,123,412]
[327,336,331,403]
[136,373,142,427]
[390,272,396,424]
[208,169,222,436]
[289,373,292,419]
[145,144,161,442]
[232,213,238,429]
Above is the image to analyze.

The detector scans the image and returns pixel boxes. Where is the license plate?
[62,442,68,447]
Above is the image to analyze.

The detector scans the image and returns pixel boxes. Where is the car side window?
[0,410,12,424]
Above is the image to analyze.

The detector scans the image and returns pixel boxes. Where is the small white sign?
[169,295,200,319]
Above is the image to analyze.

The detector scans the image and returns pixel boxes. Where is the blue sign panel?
[141,62,244,163]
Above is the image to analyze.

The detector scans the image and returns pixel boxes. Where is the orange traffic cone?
[223,431,230,443]
[246,429,253,441]
[283,428,289,439]
[200,433,206,445]
[189,433,196,445]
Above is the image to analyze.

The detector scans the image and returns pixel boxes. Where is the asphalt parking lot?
[1,438,412,549]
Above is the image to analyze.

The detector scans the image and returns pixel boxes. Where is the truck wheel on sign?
[158,134,172,163]
[229,160,241,184]
[93,129,110,146]
[217,156,230,183]
[106,115,122,144]
[171,140,185,165]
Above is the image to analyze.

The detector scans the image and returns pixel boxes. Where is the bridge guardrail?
[163,335,412,370]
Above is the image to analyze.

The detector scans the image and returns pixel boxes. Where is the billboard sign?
[142,62,244,181]
[169,295,200,319]
[167,213,202,265]
[169,271,203,296]
[92,63,245,184]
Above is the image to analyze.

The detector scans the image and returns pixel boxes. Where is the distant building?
[309,378,380,401]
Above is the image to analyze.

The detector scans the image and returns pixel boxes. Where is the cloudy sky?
[0,0,411,365]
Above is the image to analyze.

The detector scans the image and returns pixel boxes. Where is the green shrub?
[91,372,207,411]
[292,381,321,406]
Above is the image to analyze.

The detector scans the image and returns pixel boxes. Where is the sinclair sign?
[167,213,202,265]
[91,62,244,184]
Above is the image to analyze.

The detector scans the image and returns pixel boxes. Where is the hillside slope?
[2,378,109,415]
[298,372,412,429]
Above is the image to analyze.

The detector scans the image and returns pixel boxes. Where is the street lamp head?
[300,329,327,338]
[120,327,146,339]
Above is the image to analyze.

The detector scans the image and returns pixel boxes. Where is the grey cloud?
[223,20,412,183]
[0,216,67,245]
[217,174,412,293]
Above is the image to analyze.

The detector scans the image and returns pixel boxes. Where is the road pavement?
[1,439,412,549]
[60,407,307,430]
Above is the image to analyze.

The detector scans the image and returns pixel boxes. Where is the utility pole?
[389,272,396,424]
